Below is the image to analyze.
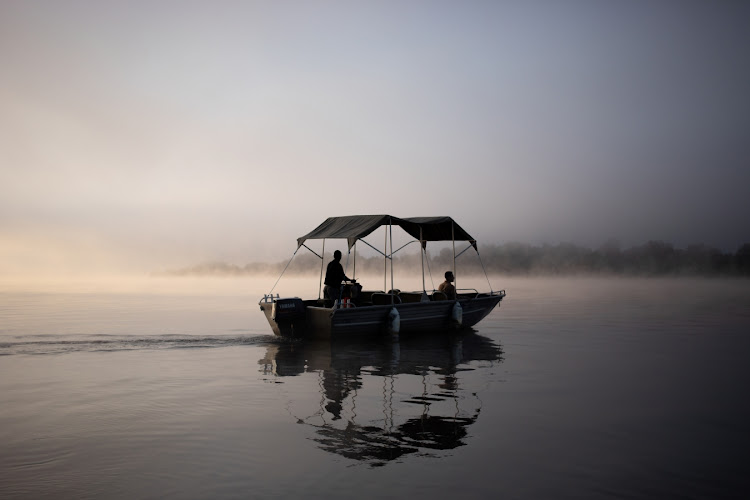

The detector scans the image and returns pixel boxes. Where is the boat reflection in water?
[258,332,503,466]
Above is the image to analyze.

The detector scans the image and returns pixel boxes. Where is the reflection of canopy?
[259,332,503,466]
[296,215,477,250]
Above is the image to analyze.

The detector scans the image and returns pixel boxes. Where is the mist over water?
[162,241,750,279]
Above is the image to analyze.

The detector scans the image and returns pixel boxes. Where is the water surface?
[1,277,748,499]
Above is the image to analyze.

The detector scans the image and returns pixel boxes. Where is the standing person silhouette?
[324,250,351,302]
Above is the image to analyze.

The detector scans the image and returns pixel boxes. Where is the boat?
[258,215,506,339]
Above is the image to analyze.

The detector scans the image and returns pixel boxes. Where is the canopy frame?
[270,215,491,298]
[297,215,477,251]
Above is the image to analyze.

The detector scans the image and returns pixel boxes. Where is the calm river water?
[1,276,749,499]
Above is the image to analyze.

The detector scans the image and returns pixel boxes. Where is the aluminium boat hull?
[260,292,504,339]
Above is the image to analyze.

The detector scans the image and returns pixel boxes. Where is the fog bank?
[163,241,750,278]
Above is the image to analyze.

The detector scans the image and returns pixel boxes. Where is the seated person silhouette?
[438,271,456,299]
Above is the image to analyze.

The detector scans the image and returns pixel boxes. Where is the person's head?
[444,271,454,282]
[334,250,342,261]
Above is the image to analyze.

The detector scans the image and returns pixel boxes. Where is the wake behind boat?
[259,215,506,339]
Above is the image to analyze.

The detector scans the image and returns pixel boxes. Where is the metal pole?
[390,217,394,304]
[353,242,356,279]
[269,247,299,295]
[318,239,326,300]
[477,248,493,293]
[420,227,426,292]
[384,226,387,292]
[425,249,435,290]
[452,222,456,295]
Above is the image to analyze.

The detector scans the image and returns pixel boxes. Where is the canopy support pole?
[456,244,473,259]
[391,240,417,255]
[269,247,299,295]
[452,222,457,295]
[301,243,323,260]
[318,239,326,300]
[390,217,394,303]
[384,226,388,292]
[358,238,390,258]
[420,227,426,293]
[425,248,435,291]
[476,248,494,293]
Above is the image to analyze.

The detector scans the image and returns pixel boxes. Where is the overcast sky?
[1,0,749,274]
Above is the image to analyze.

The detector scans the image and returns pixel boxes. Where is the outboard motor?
[272,297,305,322]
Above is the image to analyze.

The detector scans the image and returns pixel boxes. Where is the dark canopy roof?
[296,215,477,250]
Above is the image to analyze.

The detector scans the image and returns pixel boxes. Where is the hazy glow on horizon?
[2,1,749,275]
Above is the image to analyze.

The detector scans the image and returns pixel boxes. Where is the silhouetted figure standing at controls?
[324,250,352,302]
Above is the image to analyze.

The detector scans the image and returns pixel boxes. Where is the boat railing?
[259,293,280,304]
[456,288,480,299]
[456,289,506,300]
[371,292,402,305]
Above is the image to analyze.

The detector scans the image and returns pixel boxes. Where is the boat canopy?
[296,215,477,251]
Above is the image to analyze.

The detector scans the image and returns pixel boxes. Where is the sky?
[1,0,749,275]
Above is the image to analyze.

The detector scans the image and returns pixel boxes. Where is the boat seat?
[371,293,402,305]
[398,292,423,303]
[431,291,448,301]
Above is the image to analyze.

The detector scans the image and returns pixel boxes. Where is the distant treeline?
[163,241,750,277]
[473,241,750,276]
